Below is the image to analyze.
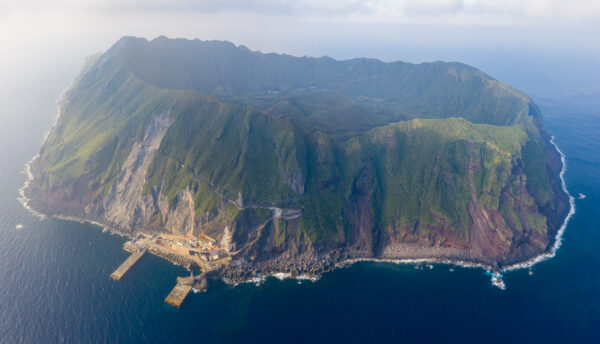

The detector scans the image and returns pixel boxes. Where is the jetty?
[110,249,147,280]
[164,274,207,308]
[164,281,193,308]
[165,276,194,307]
[109,231,226,304]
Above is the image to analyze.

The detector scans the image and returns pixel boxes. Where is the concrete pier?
[164,281,193,308]
[110,249,146,280]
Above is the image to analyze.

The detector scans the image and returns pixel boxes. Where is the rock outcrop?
[103,111,173,229]
[25,36,570,275]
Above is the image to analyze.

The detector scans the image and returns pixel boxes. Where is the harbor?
[110,231,228,307]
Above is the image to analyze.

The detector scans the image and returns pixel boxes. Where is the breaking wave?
[344,136,576,289]
[500,136,575,273]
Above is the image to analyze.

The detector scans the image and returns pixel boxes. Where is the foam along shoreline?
[17,84,72,221]
[19,129,574,291]
[18,152,123,237]
[18,151,133,240]
[223,271,321,288]
[342,136,576,289]
[499,136,575,273]
[18,154,46,220]
[195,136,576,291]
[17,82,136,238]
[343,257,494,281]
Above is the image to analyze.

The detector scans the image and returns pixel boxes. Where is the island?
[24,36,570,300]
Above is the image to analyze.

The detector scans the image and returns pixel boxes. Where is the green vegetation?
[35,36,566,258]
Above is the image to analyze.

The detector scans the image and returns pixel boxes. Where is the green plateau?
[27,36,570,273]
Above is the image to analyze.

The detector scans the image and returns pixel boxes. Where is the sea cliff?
[24,36,570,279]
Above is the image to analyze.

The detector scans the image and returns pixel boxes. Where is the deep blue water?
[0,88,599,343]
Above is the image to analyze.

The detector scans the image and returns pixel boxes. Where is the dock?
[164,279,193,308]
[110,249,146,280]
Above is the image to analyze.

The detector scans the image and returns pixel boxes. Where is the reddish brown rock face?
[24,37,571,277]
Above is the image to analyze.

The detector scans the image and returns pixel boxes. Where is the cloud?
[2,0,599,25]
[402,0,465,15]
[0,0,599,97]
[0,0,373,16]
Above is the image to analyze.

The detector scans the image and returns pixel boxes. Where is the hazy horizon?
[1,0,600,102]
[1,3,600,343]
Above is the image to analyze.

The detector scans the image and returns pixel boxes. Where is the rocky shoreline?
[19,133,575,290]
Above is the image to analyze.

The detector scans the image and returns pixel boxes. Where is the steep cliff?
[26,36,569,272]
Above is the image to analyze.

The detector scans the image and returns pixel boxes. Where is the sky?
[1,0,599,100]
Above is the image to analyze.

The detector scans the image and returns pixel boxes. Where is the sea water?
[1,86,599,342]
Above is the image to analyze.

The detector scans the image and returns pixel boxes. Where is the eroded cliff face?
[25,37,571,274]
[465,140,514,263]
[99,112,235,239]
[103,112,174,230]
[27,109,567,271]
[28,111,237,242]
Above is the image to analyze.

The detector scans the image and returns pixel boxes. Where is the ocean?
[0,83,599,343]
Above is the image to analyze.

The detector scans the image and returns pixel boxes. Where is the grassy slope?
[116,37,538,129]
[34,37,566,259]
[39,71,175,194]
[144,91,307,212]
[296,118,530,245]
